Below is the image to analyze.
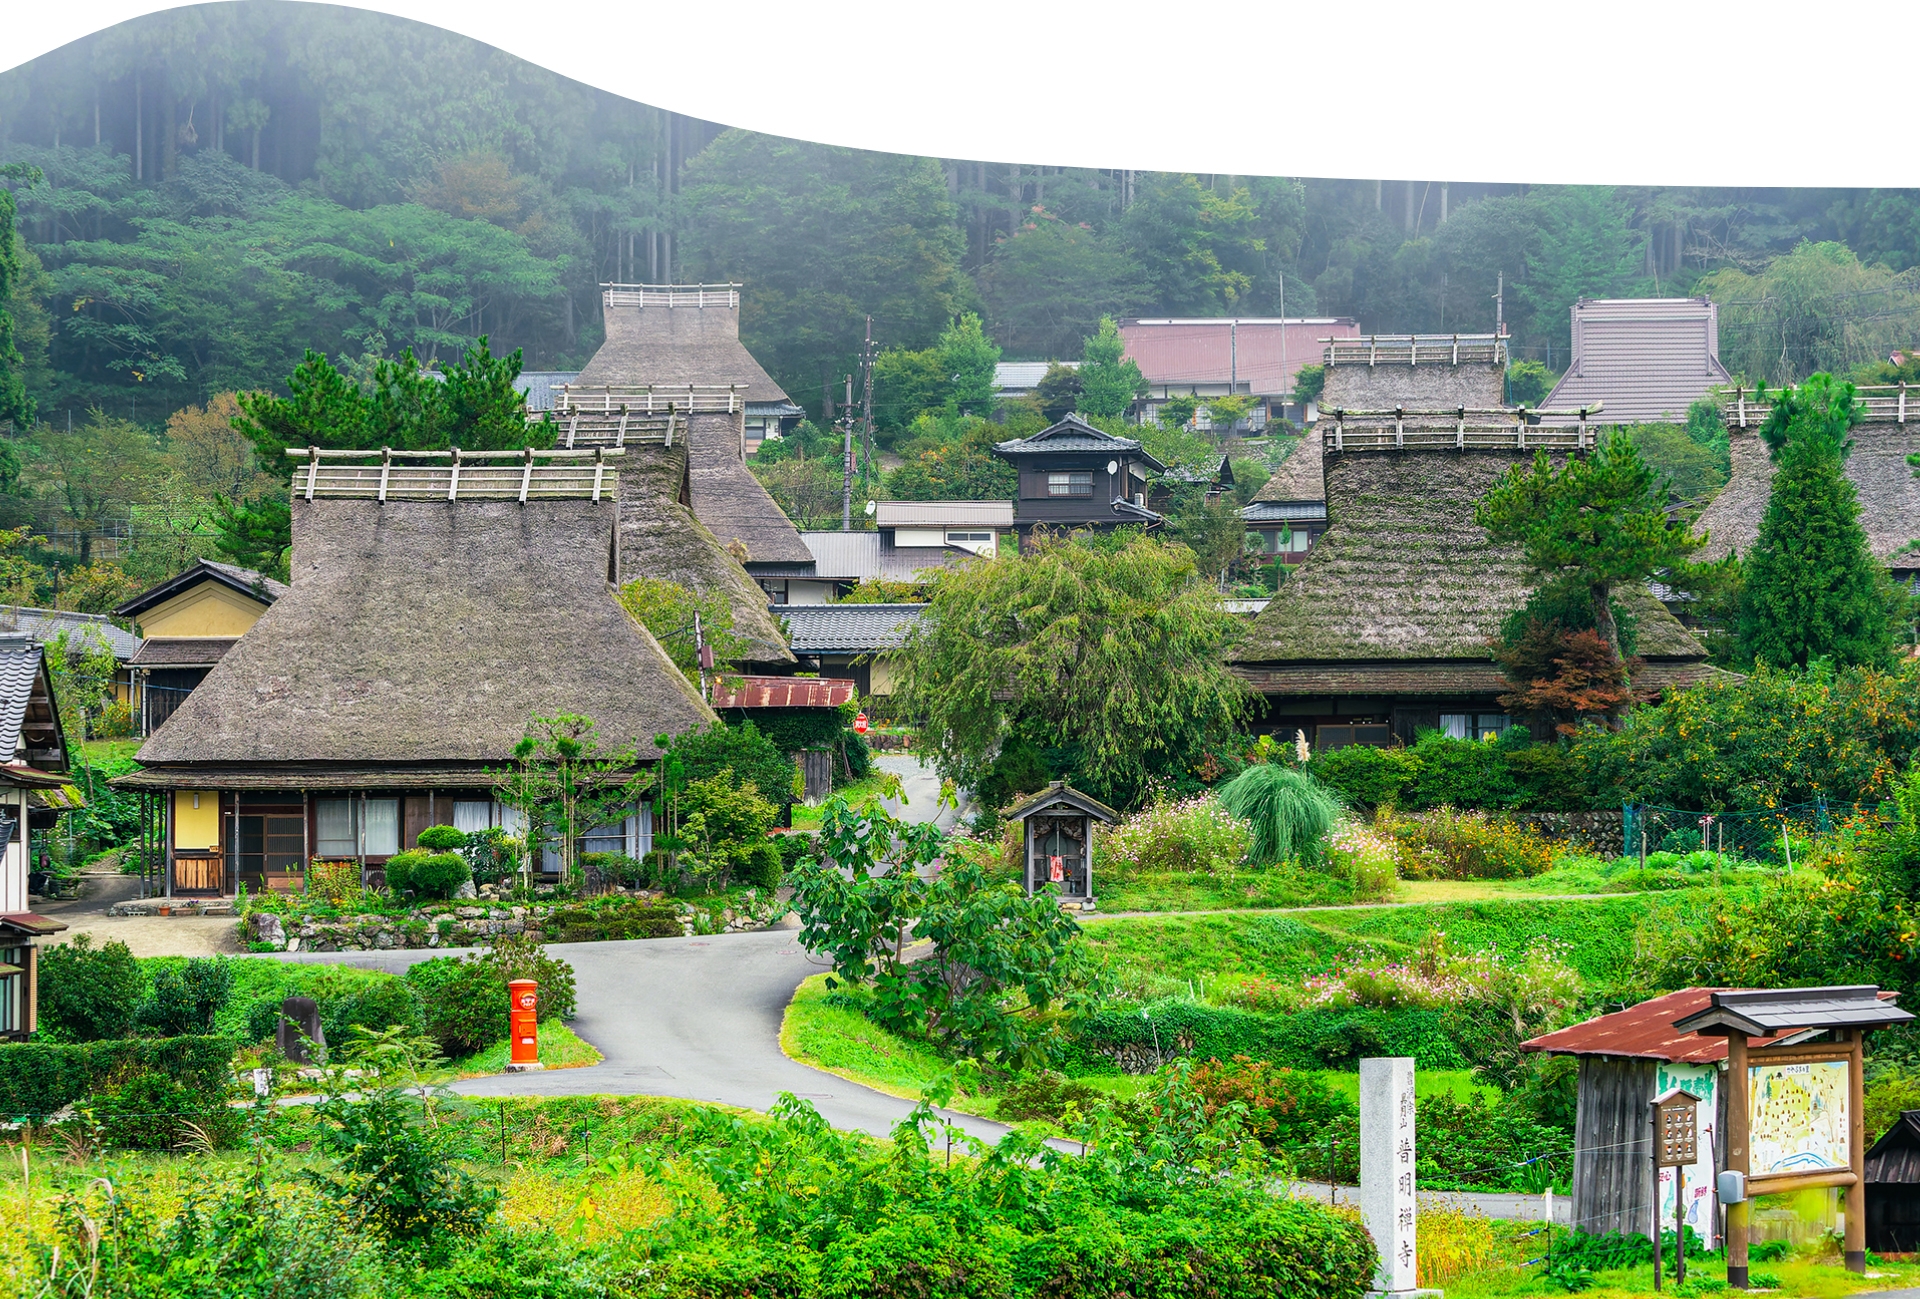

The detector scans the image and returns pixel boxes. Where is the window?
[759,579,789,605]
[235,815,304,881]
[315,799,357,857]
[1441,713,1511,741]
[314,797,401,857]
[1477,713,1512,741]
[1290,529,1312,553]
[452,801,493,834]
[1046,471,1093,498]
[363,800,400,857]
[581,804,655,860]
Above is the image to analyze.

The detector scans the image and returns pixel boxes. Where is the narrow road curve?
[271,929,1014,1144]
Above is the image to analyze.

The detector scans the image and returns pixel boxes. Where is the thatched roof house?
[119,460,716,898]
[1697,395,1920,579]
[567,283,814,622]
[1231,418,1720,747]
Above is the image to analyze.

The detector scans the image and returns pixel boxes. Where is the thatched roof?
[1252,434,1323,503]
[685,412,812,564]
[1231,449,1709,666]
[135,498,715,768]
[577,296,791,404]
[616,439,795,664]
[1697,425,1920,566]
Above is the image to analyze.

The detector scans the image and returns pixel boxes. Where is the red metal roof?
[1119,318,1361,397]
[1521,988,1805,1063]
[708,675,857,709]
[0,912,70,936]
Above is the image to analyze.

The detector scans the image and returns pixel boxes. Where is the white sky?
[5,0,1914,187]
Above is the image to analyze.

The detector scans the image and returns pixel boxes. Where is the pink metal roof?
[1522,988,1802,1063]
[708,676,858,709]
[1119,318,1361,397]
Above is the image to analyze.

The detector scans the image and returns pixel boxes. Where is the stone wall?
[1510,809,1624,858]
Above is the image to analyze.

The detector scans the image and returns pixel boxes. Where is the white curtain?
[315,799,357,857]
[630,803,653,859]
[362,800,401,857]
[452,801,492,834]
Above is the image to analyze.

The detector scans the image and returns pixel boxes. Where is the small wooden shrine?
[1865,1109,1920,1252]
[1004,782,1118,905]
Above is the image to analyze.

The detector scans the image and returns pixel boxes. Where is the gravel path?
[31,871,240,957]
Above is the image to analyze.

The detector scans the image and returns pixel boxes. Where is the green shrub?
[382,848,427,895]
[546,899,682,942]
[406,937,577,1057]
[311,1085,495,1247]
[1406,732,1520,809]
[37,933,144,1041]
[0,1034,233,1120]
[1074,1000,1470,1072]
[94,1067,244,1150]
[1216,764,1342,866]
[1310,746,1418,809]
[237,967,423,1046]
[580,850,647,887]
[1376,806,1558,879]
[1100,794,1250,876]
[995,1070,1104,1122]
[137,957,234,1036]
[463,826,521,884]
[416,824,465,851]
[1189,1054,1355,1148]
[409,851,470,900]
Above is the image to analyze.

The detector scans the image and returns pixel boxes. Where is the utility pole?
[839,372,855,531]
[1494,272,1505,337]
[860,316,876,509]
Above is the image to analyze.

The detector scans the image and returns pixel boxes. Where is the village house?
[0,605,142,729]
[1542,297,1731,424]
[1119,317,1361,429]
[992,413,1167,541]
[0,634,73,1039]
[115,450,714,898]
[1698,386,1920,583]
[1240,333,1510,568]
[113,559,287,734]
[779,603,925,699]
[1229,390,1717,749]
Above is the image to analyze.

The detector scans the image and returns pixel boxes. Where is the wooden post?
[1728,1031,1751,1289]
[1848,1027,1867,1272]
[1652,1097,1663,1291]
[1676,1163,1686,1286]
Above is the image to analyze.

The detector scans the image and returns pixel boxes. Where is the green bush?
[37,933,145,1041]
[0,1034,233,1120]
[238,967,424,1046]
[1376,806,1558,880]
[580,850,647,887]
[382,848,427,895]
[994,1070,1104,1122]
[406,937,577,1058]
[1310,746,1419,809]
[137,957,234,1036]
[1406,733,1520,809]
[1073,1000,1470,1072]
[94,1066,245,1150]
[416,824,466,851]
[545,899,682,942]
[409,851,470,900]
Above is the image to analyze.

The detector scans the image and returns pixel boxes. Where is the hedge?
[1073,1001,1470,1072]
[0,1034,232,1119]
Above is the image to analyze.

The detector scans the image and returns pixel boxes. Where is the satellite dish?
[864,500,877,516]
[1106,459,1119,475]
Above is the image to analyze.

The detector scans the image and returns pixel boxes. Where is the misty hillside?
[3,1,1920,422]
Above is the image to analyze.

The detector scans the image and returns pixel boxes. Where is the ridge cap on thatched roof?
[576,289,791,405]
[136,496,715,767]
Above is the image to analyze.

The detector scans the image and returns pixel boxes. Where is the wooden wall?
[1575,1057,1657,1238]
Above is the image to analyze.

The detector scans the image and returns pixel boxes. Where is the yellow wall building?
[114,560,288,734]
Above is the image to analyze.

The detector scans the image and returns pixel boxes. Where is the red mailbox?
[508,979,538,1067]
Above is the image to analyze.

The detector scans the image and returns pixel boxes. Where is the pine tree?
[1737,375,1891,668]
[0,164,41,434]
[1076,315,1146,419]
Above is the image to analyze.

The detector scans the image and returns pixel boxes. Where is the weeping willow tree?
[1702,242,1920,385]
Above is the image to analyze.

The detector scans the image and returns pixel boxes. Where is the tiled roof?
[780,604,925,654]
[1240,500,1326,523]
[0,636,40,759]
[993,414,1165,470]
[1671,986,1910,1037]
[115,559,286,620]
[130,637,238,667]
[0,606,140,659]
[1543,298,1731,425]
[1120,318,1360,397]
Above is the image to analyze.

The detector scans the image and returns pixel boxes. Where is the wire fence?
[1623,800,1893,866]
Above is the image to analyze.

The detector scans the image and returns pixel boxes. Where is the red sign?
[854,711,869,734]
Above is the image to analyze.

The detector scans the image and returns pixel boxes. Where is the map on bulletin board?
[1749,1059,1850,1175]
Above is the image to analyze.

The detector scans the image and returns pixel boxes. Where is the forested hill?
[5,1,1920,425]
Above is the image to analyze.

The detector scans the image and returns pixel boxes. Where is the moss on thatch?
[1698,425,1920,565]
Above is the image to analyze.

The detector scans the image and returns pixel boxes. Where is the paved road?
[872,753,967,831]
[269,928,1015,1145]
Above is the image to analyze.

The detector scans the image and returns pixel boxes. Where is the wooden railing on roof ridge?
[284,446,623,502]
[1722,383,1913,427]
[550,407,679,450]
[1320,403,1604,453]
[600,283,742,310]
[553,383,744,415]
[1322,334,1510,367]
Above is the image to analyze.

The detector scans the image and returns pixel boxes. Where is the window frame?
[1045,471,1094,499]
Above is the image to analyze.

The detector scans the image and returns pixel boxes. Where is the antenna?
[839,372,856,531]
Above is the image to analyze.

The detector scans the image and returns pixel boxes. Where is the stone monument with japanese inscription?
[1361,1056,1439,1298]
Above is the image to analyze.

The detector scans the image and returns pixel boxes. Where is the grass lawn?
[1100,863,1355,913]
[782,973,999,1114]
[78,738,143,765]
[450,1022,602,1078]
[790,775,893,829]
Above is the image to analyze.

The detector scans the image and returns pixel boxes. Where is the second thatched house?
[117,450,715,898]
[1697,387,1920,583]
[1231,407,1720,748]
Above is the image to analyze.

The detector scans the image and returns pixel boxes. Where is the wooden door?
[172,853,224,894]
